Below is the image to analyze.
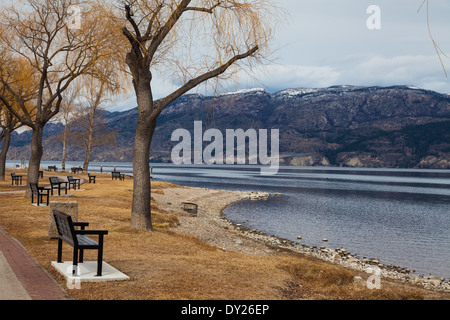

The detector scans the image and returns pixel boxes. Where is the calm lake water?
[8,161,450,278]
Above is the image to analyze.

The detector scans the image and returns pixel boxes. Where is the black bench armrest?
[73,222,90,228]
[75,230,108,236]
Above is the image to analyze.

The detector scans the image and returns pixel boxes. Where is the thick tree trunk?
[25,124,44,197]
[0,130,11,181]
[131,115,156,231]
[130,62,155,231]
[82,146,91,172]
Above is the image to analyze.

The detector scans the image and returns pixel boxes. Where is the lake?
[8,160,450,279]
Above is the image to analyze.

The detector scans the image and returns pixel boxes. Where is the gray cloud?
[110,0,450,110]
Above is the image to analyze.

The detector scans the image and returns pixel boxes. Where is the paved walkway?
[0,226,70,300]
[0,174,91,300]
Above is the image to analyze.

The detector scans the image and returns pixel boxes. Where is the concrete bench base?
[51,261,130,283]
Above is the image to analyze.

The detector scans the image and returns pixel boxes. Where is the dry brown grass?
[0,168,448,300]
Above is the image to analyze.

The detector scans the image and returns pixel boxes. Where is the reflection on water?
[8,161,449,278]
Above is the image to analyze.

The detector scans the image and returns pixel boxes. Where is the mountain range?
[6,85,450,169]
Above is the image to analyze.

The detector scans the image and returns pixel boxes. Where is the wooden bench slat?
[76,235,98,246]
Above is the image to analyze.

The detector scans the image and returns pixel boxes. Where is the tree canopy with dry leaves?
[0,49,37,180]
[96,0,280,230]
[0,0,123,195]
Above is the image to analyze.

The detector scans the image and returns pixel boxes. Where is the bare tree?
[0,0,116,196]
[71,66,122,171]
[99,0,278,230]
[55,88,78,172]
[69,103,117,172]
[419,0,448,77]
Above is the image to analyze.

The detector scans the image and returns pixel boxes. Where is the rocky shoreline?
[154,186,449,292]
[229,212,450,292]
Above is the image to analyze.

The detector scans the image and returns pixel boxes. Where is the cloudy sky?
[262,0,449,92]
[110,0,449,111]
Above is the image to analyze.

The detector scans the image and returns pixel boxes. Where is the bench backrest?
[53,210,77,246]
[67,176,74,181]
[49,177,59,184]
[112,172,120,176]
[11,173,16,177]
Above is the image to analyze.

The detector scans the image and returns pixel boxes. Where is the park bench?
[30,183,50,206]
[67,176,81,190]
[88,172,96,184]
[39,170,44,178]
[11,173,23,185]
[52,210,108,277]
[111,172,125,180]
[71,167,83,174]
[48,165,57,172]
[49,177,68,196]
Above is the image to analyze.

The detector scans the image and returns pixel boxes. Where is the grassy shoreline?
[0,168,449,300]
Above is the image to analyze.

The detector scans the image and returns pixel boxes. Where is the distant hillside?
[6,85,450,169]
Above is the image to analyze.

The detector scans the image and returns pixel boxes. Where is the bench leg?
[96,236,104,276]
[79,249,84,263]
[96,248,103,276]
[72,249,78,275]
[57,239,63,263]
